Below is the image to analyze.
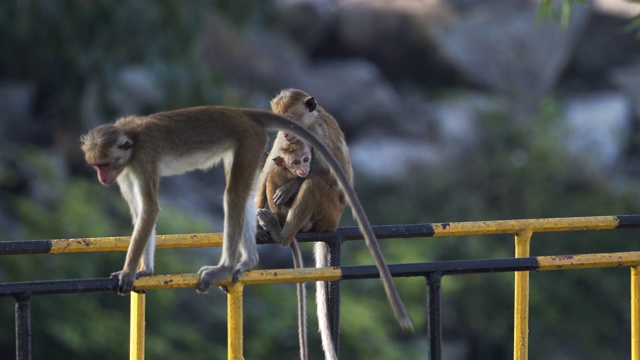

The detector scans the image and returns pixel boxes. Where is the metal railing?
[1,214,640,359]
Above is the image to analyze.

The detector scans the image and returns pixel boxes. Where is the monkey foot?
[255,227,274,243]
[196,265,234,294]
[256,209,286,245]
[110,269,153,296]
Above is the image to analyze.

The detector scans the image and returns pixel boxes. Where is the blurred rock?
[108,66,163,117]
[563,92,632,170]
[437,2,590,110]
[202,12,307,92]
[289,59,402,132]
[567,11,640,84]
[0,81,37,145]
[329,0,460,86]
[350,135,438,178]
[274,0,337,53]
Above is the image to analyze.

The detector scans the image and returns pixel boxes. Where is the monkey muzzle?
[92,163,120,186]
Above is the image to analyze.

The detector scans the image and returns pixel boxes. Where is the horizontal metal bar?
[1,251,640,297]
[3,215,638,256]
[342,258,540,279]
[537,251,640,270]
[0,278,117,296]
[0,240,52,255]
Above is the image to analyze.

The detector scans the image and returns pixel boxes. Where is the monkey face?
[287,152,311,178]
[81,126,133,186]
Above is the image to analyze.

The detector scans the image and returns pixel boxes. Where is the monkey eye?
[119,141,133,151]
[303,157,310,163]
[293,160,301,166]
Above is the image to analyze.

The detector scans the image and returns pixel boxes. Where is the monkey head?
[80,124,134,186]
[271,88,318,130]
[273,141,311,178]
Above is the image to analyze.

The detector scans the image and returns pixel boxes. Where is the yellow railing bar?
[227,282,244,360]
[42,215,628,254]
[129,268,341,360]
[26,215,634,359]
[537,252,640,270]
[130,292,145,360]
[632,266,640,360]
[430,216,620,236]
[131,267,342,291]
[49,233,224,253]
[513,229,532,360]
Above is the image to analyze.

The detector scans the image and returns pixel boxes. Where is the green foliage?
[538,0,588,28]
[355,97,639,358]
[0,0,225,122]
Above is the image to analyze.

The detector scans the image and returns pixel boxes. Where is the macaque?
[259,139,313,360]
[263,140,312,231]
[256,89,413,359]
[79,104,410,343]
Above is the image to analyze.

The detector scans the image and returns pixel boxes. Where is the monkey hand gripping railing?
[2,214,640,360]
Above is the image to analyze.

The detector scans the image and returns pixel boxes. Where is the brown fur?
[256,89,413,360]
[80,105,381,300]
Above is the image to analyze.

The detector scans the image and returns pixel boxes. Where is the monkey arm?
[273,177,305,205]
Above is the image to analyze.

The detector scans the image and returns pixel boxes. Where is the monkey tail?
[253,110,414,331]
[290,240,309,360]
[314,241,338,360]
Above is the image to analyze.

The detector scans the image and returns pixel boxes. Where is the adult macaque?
[80,104,411,343]
[256,89,413,359]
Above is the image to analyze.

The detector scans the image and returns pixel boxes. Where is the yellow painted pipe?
[45,215,622,254]
[130,292,145,360]
[49,233,224,253]
[131,268,343,291]
[513,230,532,360]
[431,216,618,237]
[227,282,244,360]
[632,266,640,360]
[538,252,640,271]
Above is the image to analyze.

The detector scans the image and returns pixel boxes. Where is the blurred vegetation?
[357,98,640,359]
[0,1,639,360]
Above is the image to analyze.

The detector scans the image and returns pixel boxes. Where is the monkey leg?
[277,175,344,247]
[256,208,286,244]
[197,144,263,293]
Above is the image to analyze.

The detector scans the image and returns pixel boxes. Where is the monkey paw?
[110,269,153,295]
[255,227,273,243]
[256,209,286,245]
[196,266,234,294]
[256,209,278,231]
[110,270,136,296]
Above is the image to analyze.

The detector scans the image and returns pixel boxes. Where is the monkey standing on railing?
[80,97,411,340]
[256,89,413,360]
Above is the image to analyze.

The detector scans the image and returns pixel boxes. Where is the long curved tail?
[291,240,308,360]
[251,110,413,330]
[315,241,338,360]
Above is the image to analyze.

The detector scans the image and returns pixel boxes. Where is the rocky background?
[2,1,640,359]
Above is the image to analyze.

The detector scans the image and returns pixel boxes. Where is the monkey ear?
[304,97,317,112]
[272,156,285,168]
[79,134,87,144]
[119,140,134,151]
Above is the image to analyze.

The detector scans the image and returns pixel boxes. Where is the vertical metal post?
[632,266,640,359]
[513,230,532,360]
[227,282,244,360]
[426,272,442,360]
[15,292,32,360]
[327,236,343,358]
[130,292,146,360]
